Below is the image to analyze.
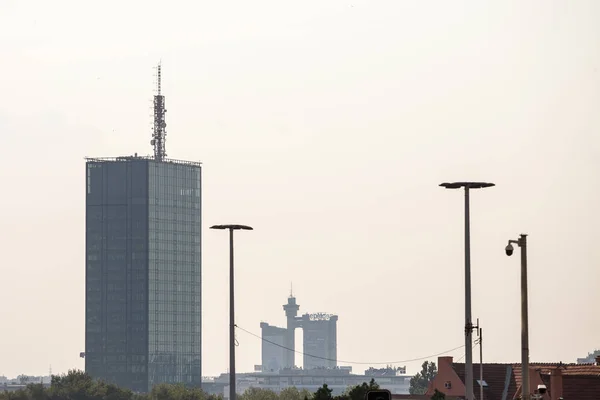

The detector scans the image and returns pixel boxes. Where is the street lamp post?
[440,181,495,400]
[210,224,253,400]
[505,234,530,400]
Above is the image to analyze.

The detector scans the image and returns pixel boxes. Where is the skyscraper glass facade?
[147,160,201,387]
[85,157,201,392]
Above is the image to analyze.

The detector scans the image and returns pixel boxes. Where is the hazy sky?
[1,0,599,379]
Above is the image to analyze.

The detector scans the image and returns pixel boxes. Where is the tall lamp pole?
[505,234,530,400]
[440,181,495,400]
[210,224,253,400]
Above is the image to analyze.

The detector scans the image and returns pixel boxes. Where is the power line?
[456,343,479,363]
[235,324,465,365]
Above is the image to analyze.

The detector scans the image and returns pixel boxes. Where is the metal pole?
[464,187,473,400]
[479,327,483,400]
[520,234,530,400]
[229,228,236,400]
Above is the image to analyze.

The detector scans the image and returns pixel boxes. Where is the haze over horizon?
[1,0,599,379]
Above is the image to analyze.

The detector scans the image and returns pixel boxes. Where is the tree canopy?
[312,384,332,400]
[336,379,379,400]
[239,388,279,400]
[278,387,313,400]
[0,370,389,400]
[430,389,445,400]
[0,371,220,400]
[409,361,437,395]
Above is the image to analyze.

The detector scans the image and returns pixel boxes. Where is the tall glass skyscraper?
[85,156,201,392]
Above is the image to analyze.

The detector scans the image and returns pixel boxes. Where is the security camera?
[505,243,514,256]
[537,384,547,394]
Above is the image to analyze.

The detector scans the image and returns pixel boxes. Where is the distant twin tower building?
[261,294,338,372]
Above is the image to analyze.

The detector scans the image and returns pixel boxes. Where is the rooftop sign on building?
[308,313,332,321]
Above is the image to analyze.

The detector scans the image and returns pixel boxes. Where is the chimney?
[550,368,563,400]
[435,357,454,387]
[438,356,454,366]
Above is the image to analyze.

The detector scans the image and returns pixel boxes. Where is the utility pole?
[478,323,483,400]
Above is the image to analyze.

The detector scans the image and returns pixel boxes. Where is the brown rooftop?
[431,356,600,400]
[512,362,600,387]
[553,375,600,400]
[452,363,517,400]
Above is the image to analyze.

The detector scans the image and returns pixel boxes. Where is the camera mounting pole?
[475,319,483,400]
[507,234,530,400]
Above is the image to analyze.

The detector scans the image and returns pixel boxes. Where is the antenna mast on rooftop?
[151,62,167,161]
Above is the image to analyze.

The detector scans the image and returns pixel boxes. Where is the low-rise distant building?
[365,366,407,376]
[577,350,600,364]
[202,366,411,399]
[1,383,52,393]
[1,377,52,393]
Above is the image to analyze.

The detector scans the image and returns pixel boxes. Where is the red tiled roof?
[538,371,600,400]
[561,375,600,400]
[452,363,517,400]
[452,362,600,400]
[513,363,600,387]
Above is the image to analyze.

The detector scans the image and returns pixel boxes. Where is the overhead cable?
[235,324,465,365]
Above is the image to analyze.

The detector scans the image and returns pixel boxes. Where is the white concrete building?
[203,367,411,399]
